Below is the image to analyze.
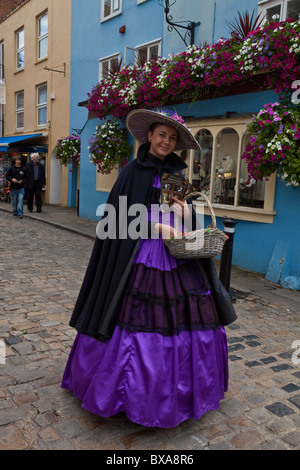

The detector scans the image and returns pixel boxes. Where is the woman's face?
[148,124,178,160]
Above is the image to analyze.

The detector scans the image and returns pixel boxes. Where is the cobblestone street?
[0,206,300,451]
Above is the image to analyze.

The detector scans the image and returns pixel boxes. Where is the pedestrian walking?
[62,109,237,428]
[25,153,46,213]
[5,155,26,218]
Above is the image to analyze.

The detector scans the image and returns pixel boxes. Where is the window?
[16,28,24,70]
[38,12,48,59]
[135,40,160,66]
[99,53,121,81]
[180,117,276,223]
[101,0,122,21]
[37,84,47,127]
[258,0,300,22]
[16,91,24,130]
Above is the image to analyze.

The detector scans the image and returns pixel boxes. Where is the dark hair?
[149,122,163,133]
[149,122,179,137]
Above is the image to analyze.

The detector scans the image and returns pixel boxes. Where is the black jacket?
[69,144,237,341]
[6,165,26,190]
[25,161,46,190]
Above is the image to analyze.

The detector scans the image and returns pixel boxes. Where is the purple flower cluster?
[55,134,81,170]
[242,102,300,187]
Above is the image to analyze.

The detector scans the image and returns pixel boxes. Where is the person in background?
[25,153,46,213]
[5,155,26,218]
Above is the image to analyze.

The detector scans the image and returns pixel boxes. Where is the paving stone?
[265,402,295,417]
[5,336,23,345]
[0,408,30,426]
[288,394,300,410]
[245,340,261,347]
[271,364,294,373]
[230,430,264,450]
[0,424,29,450]
[267,417,297,435]
[260,356,277,364]
[228,343,245,353]
[260,440,289,450]
[282,384,300,393]
[245,361,261,367]
[13,391,37,405]
[281,431,300,447]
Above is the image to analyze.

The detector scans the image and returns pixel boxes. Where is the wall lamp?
[158,0,200,47]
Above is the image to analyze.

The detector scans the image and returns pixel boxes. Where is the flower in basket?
[88,119,132,174]
[55,134,81,170]
[242,101,300,188]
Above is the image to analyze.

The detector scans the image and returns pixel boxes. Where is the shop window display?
[181,124,266,211]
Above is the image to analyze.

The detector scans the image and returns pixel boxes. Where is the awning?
[0,133,47,152]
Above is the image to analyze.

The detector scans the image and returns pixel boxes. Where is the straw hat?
[126,109,200,151]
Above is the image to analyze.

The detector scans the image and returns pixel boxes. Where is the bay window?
[181,117,276,223]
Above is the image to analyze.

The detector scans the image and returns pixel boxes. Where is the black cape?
[69,144,237,341]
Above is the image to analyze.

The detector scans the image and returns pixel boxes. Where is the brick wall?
[0,0,28,22]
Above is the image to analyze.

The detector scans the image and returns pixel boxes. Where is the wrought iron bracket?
[44,62,66,77]
[158,0,200,47]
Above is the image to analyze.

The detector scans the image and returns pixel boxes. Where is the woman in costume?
[62,109,236,428]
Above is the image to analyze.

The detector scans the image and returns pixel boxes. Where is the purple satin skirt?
[62,177,229,428]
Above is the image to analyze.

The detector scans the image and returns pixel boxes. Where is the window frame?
[16,90,24,131]
[99,52,121,81]
[37,11,48,60]
[258,0,300,21]
[37,83,47,128]
[183,116,277,223]
[135,39,161,65]
[101,0,122,22]
[16,28,25,71]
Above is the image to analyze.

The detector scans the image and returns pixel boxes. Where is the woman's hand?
[172,197,191,220]
[154,223,178,239]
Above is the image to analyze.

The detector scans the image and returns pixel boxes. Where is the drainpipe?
[212,1,216,44]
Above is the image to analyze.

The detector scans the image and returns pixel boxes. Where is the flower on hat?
[156,109,187,126]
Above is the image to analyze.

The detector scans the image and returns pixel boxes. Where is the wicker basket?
[163,192,228,259]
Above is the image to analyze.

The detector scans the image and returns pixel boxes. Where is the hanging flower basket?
[242,101,300,188]
[88,119,132,174]
[87,18,300,120]
[55,134,81,169]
